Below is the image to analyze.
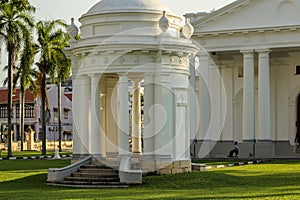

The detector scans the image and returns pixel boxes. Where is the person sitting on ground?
[228,141,239,157]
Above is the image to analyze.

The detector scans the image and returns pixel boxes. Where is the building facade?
[189,0,300,158]
[0,85,73,150]
[38,84,73,142]
[0,88,39,148]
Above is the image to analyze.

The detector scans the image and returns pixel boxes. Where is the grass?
[0,150,72,158]
[0,159,299,199]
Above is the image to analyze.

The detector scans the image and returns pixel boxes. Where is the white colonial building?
[65,0,198,174]
[189,0,300,158]
[47,0,300,185]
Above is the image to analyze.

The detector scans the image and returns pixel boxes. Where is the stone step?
[47,182,129,188]
[60,163,127,188]
[79,168,117,173]
[72,172,119,178]
[65,176,119,182]
[81,164,112,170]
[62,180,126,186]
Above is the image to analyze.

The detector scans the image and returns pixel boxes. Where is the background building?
[0,88,38,150]
[190,0,300,158]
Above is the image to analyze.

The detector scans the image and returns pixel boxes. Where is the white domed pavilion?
[63,0,198,177]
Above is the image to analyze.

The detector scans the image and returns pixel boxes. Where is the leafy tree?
[0,0,35,157]
[35,19,69,155]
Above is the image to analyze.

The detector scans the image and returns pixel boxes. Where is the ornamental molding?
[73,53,191,69]
[173,88,189,106]
[195,26,300,38]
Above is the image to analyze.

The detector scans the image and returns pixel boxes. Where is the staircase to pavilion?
[51,164,129,188]
[295,146,300,154]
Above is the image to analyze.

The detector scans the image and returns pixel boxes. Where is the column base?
[254,141,275,158]
[138,154,190,174]
[192,140,214,158]
[156,160,192,175]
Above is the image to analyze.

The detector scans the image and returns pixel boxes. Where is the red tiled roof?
[0,88,35,104]
[64,93,72,101]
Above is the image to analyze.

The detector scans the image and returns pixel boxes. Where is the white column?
[90,74,102,156]
[257,49,271,141]
[154,74,173,159]
[174,89,189,160]
[242,50,255,141]
[72,75,91,156]
[189,58,197,140]
[143,74,155,155]
[105,77,119,154]
[118,74,130,155]
[197,52,211,140]
[131,78,142,154]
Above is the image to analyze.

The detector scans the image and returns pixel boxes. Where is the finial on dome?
[159,10,169,34]
[67,17,79,42]
[182,18,194,39]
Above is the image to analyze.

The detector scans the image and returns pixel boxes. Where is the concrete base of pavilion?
[191,140,300,159]
[72,154,192,175]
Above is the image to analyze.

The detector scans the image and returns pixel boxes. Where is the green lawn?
[0,159,299,199]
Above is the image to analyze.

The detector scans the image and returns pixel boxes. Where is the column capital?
[118,73,129,83]
[190,57,196,65]
[129,75,143,83]
[197,50,209,57]
[89,74,101,85]
[117,73,127,77]
[197,52,210,61]
[72,74,90,86]
[88,73,101,78]
[256,48,270,53]
[144,73,155,84]
[257,49,270,59]
[240,49,254,54]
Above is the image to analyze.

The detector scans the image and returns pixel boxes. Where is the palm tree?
[13,38,37,151]
[35,19,69,155]
[55,54,71,152]
[0,0,35,157]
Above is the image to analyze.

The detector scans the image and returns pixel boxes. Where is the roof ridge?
[191,0,255,26]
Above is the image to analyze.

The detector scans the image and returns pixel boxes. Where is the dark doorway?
[296,94,300,146]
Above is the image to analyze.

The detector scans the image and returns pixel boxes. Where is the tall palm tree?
[0,0,35,157]
[55,54,71,152]
[13,38,37,151]
[35,19,69,155]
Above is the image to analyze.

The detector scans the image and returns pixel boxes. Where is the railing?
[0,104,35,119]
[47,156,92,182]
[0,141,73,151]
[119,156,143,184]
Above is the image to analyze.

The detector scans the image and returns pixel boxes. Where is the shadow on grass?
[0,161,299,199]
[0,172,299,200]
[0,159,70,171]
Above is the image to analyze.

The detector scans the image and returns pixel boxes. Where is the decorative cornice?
[195,25,300,38]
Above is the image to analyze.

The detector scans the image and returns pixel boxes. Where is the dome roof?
[85,0,173,15]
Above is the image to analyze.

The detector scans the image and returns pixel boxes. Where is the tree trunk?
[58,83,62,152]
[20,90,25,151]
[41,73,47,155]
[7,49,13,158]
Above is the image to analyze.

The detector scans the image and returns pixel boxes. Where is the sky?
[29,0,236,26]
[1,0,236,82]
